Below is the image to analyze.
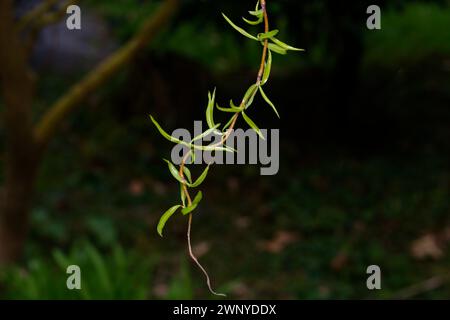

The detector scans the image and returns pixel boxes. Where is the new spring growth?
[149,0,303,296]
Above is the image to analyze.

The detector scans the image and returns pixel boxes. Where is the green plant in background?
[0,241,154,299]
[150,0,303,296]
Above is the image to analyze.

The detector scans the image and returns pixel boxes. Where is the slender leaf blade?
[182,166,192,183]
[271,37,304,51]
[222,13,258,40]
[268,43,287,55]
[190,165,210,188]
[217,103,242,113]
[206,89,216,130]
[157,205,181,237]
[242,16,263,25]
[181,203,198,215]
[191,124,221,143]
[261,49,272,85]
[258,29,279,40]
[242,112,265,140]
[243,84,258,109]
[164,159,189,185]
[192,191,203,205]
[259,86,280,118]
[149,115,190,147]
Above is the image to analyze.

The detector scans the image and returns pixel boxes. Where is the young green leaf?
[223,145,237,153]
[261,49,272,85]
[191,124,222,143]
[268,43,287,55]
[252,0,261,13]
[271,37,304,51]
[157,205,181,237]
[206,89,217,130]
[258,29,279,40]
[192,191,203,205]
[230,99,244,109]
[222,13,258,41]
[189,149,196,164]
[242,111,265,140]
[248,9,263,17]
[181,203,198,215]
[243,16,263,25]
[164,159,189,185]
[222,115,236,132]
[182,166,192,184]
[194,144,235,153]
[150,115,190,146]
[259,86,280,118]
[216,103,242,113]
[243,84,258,109]
[190,165,210,188]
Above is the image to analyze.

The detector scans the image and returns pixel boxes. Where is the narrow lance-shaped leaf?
[190,165,210,188]
[151,116,226,152]
[150,115,190,147]
[253,0,261,13]
[243,15,263,26]
[258,29,279,40]
[268,43,287,55]
[182,166,192,184]
[224,145,237,153]
[243,3,263,25]
[261,49,272,85]
[181,191,203,215]
[248,8,263,17]
[216,103,242,113]
[181,203,198,215]
[259,86,280,118]
[230,99,244,109]
[192,191,203,205]
[191,124,221,143]
[189,149,196,164]
[271,37,304,52]
[222,115,236,132]
[196,144,235,153]
[249,9,263,16]
[242,111,265,140]
[157,205,181,237]
[222,13,258,41]
[164,159,189,185]
[206,89,216,130]
[243,84,258,109]
[192,142,232,152]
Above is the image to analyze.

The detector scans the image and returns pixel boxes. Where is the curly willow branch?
[179,0,270,297]
[151,0,303,296]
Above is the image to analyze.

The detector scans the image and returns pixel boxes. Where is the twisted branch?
[178,0,270,297]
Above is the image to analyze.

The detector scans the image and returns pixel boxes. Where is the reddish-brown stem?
[180,0,270,297]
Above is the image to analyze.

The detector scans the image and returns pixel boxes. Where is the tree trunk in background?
[0,166,38,265]
[0,0,37,266]
[0,0,178,265]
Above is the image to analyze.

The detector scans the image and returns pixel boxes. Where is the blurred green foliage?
[1,242,153,299]
[364,3,450,67]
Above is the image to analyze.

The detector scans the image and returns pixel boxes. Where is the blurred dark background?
[0,0,449,299]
